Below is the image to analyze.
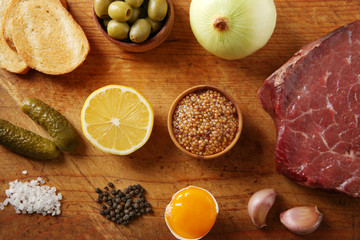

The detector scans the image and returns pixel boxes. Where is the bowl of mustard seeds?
[168,85,243,159]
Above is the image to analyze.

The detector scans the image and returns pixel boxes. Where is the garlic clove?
[280,206,323,235]
[248,188,277,228]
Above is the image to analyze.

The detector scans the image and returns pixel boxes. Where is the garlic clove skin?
[247,188,277,228]
[280,206,323,235]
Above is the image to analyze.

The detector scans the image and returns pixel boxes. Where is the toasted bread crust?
[3,0,89,75]
[0,0,29,74]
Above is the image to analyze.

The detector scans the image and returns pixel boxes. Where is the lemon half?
[81,85,154,155]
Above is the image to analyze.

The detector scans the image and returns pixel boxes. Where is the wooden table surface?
[1,0,360,239]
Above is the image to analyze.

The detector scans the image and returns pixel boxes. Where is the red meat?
[258,21,360,197]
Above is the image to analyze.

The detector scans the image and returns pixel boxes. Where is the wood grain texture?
[1,0,360,239]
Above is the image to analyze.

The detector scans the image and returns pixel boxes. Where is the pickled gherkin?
[21,98,79,152]
[0,119,60,160]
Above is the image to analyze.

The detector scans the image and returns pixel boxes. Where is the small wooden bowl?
[168,85,243,159]
[93,0,174,52]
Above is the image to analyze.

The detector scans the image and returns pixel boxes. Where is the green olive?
[108,1,133,22]
[125,0,143,8]
[127,7,142,24]
[129,19,151,43]
[107,20,130,40]
[145,16,162,33]
[142,0,149,10]
[148,0,168,21]
[103,18,111,27]
[94,0,113,19]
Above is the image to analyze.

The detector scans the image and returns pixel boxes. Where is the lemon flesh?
[81,85,154,155]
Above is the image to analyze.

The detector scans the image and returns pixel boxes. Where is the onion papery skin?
[189,0,277,60]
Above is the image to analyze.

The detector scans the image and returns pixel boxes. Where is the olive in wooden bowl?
[93,0,174,52]
[168,85,243,159]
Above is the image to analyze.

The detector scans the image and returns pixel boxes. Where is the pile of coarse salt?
[0,177,62,216]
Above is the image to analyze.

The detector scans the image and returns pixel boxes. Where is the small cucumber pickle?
[21,98,79,152]
[94,0,168,43]
[0,119,60,160]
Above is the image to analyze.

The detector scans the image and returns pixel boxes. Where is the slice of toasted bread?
[3,0,90,75]
[59,0,68,10]
[0,0,28,74]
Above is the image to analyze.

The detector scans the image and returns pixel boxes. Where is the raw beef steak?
[258,20,360,197]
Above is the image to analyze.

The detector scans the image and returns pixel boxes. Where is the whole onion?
[189,0,277,60]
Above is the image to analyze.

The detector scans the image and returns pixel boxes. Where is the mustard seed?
[172,89,238,156]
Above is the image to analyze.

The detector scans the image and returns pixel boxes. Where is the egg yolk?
[165,186,218,239]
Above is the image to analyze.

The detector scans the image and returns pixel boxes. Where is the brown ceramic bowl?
[93,0,174,52]
[168,85,243,159]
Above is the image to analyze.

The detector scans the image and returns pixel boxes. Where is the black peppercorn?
[95,183,152,226]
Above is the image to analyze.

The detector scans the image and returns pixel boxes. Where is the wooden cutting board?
[1,0,360,239]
